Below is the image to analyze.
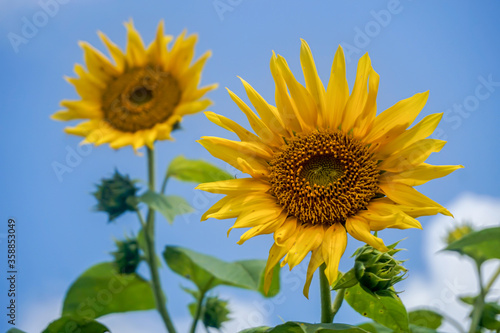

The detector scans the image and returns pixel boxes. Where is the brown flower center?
[269,131,379,225]
[102,65,181,132]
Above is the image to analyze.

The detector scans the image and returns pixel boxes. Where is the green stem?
[331,288,345,322]
[468,263,485,333]
[189,290,207,333]
[319,263,333,323]
[144,147,177,333]
[160,174,170,194]
[484,264,500,294]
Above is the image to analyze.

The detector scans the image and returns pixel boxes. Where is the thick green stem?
[144,147,177,333]
[468,263,485,333]
[331,288,345,322]
[319,263,333,323]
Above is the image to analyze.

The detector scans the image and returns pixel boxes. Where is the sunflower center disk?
[269,131,380,226]
[102,65,181,132]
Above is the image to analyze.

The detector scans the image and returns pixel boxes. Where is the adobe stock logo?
[7,0,71,54]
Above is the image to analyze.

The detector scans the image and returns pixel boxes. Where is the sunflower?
[51,20,217,150]
[197,40,462,297]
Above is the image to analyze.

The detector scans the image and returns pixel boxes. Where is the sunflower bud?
[445,223,474,245]
[111,238,141,274]
[202,296,231,330]
[93,170,139,222]
[353,243,406,297]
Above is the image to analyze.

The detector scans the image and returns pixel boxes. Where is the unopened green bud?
[202,296,231,330]
[353,242,407,296]
[111,237,141,274]
[93,170,139,222]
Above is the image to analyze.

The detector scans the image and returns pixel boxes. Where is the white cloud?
[402,192,500,332]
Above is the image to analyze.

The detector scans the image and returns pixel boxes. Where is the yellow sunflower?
[197,40,462,297]
[51,20,217,150]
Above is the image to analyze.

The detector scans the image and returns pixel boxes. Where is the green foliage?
[163,246,280,296]
[92,170,138,222]
[332,270,358,290]
[358,322,393,333]
[42,315,109,333]
[239,322,369,332]
[344,283,409,332]
[139,190,193,224]
[444,226,500,264]
[408,310,443,329]
[479,302,500,330]
[167,155,233,183]
[6,329,28,333]
[111,237,141,274]
[62,262,156,319]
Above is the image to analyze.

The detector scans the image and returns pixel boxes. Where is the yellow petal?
[52,100,101,121]
[353,63,379,138]
[325,46,349,129]
[237,157,269,178]
[175,99,212,116]
[342,53,373,132]
[201,196,231,221]
[303,247,324,298]
[78,41,119,82]
[226,88,280,145]
[345,217,388,251]
[229,205,284,233]
[124,20,147,67]
[379,139,447,172]
[196,178,270,194]
[286,225,324,270]
[274,216,298,246]
[146,20,173,65]
[263,235,296,294]
[377,113,443,158]
[357,204,422,231]
[276,55,317,129]
[365,91,429,145]
[270,52,302,133]
[321,223,347,284]
[198,137,270,173]
[237,211,288,244]
[205,111,260,143]
[379,181,452,216]
[239,77,288,137]
[381,163,464,186]
[206,194,271,220]
[98,31,126,71]
[300,39,326,126]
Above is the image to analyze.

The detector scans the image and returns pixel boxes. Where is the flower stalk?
[319,264,333,323]
[144,147,177,333]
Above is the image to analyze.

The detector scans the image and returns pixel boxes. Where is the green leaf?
[236,259,281,297]
[408,324,440,333]
[139,190,193,224]
[332,269,358,290]
[62,262,155,319]
[239,322,369,332]
[358,322,393,333]
[444,226,500,263]
[167,155,233,183]
[6,329,28,333]
[345,283,409,332]
[408,310,443,329]
[480,302,500,330]
[42,316,109,333]
[163,246,280,296]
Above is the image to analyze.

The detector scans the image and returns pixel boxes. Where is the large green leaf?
[6,329,27,333]
[139,190,193,224]
[444,226,500,263]
[42,316,109,333]
[62,262,155,319]
[345,283,409,332]
[163,246,280,296]
[236,259,281,297]
[408,310,443,329]
[239,322,369,332]
[358,322,393,333]
[167,155,233,183]
[408,325,440,333]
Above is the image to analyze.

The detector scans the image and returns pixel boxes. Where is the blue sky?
[1,1,500,332]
